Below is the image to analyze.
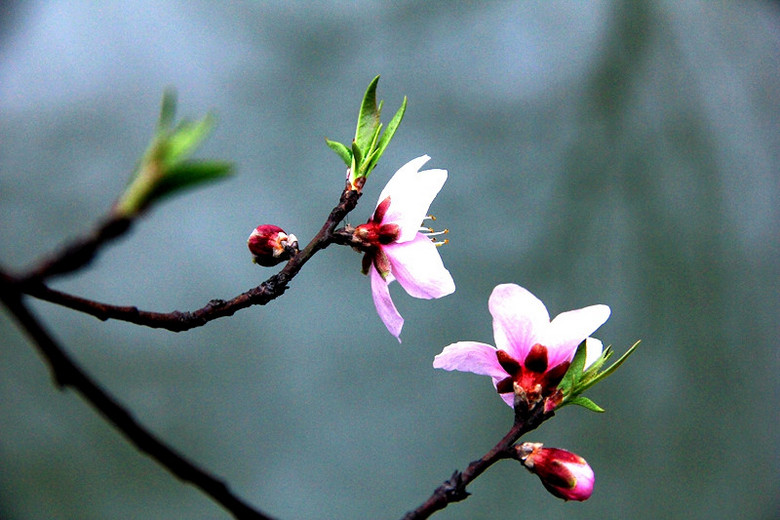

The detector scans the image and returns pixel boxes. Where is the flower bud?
[513,442,594,501]
[247,225,298,266]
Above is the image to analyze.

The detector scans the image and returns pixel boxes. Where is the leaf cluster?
[557,341,640,412]
[113,90,233,217]
[326,76,407,189]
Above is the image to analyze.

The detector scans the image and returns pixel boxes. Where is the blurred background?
[1,2,777,519]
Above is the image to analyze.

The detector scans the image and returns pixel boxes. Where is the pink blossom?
[514,443,595,501]
[433,284,609,406]
[354,155,455,341]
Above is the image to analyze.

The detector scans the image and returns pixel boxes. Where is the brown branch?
[0,273,275,520]
[400,402,552,520]
[0,183,362,517]
[20,186,361,332]
[19,215,134,284]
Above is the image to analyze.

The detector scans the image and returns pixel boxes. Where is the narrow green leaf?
[165,114,215,164]
[569,396,605,413]
[370,95,407,169]
[585,341,640,388]
[159,89,177,130]
[583,346,612,377]
[368,121,383,155]
[571,342,640,397]
[575,347,612,388]
[351,139,363,174]
[325,138,352,166]
[149,160,233,203]
[361,120,384,172]
[354,75,381,156]
[559,340,588,393]
[115,90,230,218]
[362,147,382,176]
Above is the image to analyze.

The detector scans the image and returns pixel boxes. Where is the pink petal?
[545,304,610,369]
[560,459,595,501]
[377,155,431,203]
[497,389,515,407]
[488,284,550,362]
[370,266,404,342]
[433,341,506,378]
[384,234,455,299]
[433,341,516,407]
[378,155,448,243]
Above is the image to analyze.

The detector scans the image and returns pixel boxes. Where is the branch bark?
[0,274,275,520]
[19,215,133,284]
[0,183,362,517]
[5,179,556,519]
[19,186,361,332]
[400,402,552,520]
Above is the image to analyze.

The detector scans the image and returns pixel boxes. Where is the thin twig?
[0,274,275,520]
[400,402,552,520]
[19,215,133,284]
[1,183,362,518]
[19,186,361,332]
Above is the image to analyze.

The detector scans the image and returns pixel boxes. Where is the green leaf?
[165,114,215,164]
[351,139,364,175]
[336,76,407,186]
[368,96,406,172]
[598,341,639,379]
[556,341,640,412]
[325,138,352,166]
[578,341,640,393]
[354,75,381,155]
[158,89,177,130]
[114,90,232,217]
[115,161,233,217]
[569,396,605,413]
[146,160,233,207]
[368,121,383,156]
[362,129,385,176]
[559,340,588,393]
[582,346,612,377]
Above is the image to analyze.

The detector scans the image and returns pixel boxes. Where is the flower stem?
[17,185,361,332]
[0,273,275,520]
[401,402,552,520]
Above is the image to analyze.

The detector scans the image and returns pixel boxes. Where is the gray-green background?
[1,2,777,519]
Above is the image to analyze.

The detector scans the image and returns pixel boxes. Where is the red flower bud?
[247,225,298,266]
[513,443,594,501]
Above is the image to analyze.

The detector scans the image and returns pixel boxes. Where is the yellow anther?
[421,214,449,245]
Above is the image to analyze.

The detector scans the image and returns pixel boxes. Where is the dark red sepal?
[524,343,549,373]
[496,350,521,375]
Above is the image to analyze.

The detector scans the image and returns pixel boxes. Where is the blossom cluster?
[249,152,626,503]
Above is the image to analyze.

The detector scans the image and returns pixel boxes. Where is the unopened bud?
[247,225,298,266]
[513,442,594,501]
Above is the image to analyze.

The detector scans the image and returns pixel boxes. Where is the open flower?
[513,443,595,501]
[433,284,609,407]
[354,155,455,341]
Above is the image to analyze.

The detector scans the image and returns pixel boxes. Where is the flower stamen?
[425,228,449,237]
[420,215,449,246]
